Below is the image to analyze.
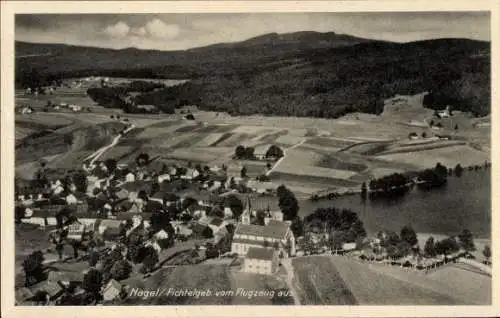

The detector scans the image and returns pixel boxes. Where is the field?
[376,145,489,169]
[327,255,489,305]
[228,269,290,305]
[15,224,54,288]
[15,82,490,199]
[305,137,357,150]
[291,256,357,305]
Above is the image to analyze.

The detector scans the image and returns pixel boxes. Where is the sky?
[15,12,490,51]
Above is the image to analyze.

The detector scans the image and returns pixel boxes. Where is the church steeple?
[241,196,252,225]
[246,196,252,212]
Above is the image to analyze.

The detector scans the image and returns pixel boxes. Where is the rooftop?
[47,270,84,283]
[105,279,122,291]
[234,222,289,240]
[29,281,63,297]
[245,247,277,261]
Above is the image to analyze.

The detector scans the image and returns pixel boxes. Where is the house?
[168,167,178,176]
[264,210,284,226]
[95,219,123,237]
[436,106,451,118]
[125,172,136,183]
[181,168,200,180]
[65,193,79,205]
[67,220,87,241]
[231,220,296,257]
[341,242,357,252]
[242,247,279,275]
[47,270,84,284]
[213,224,230,243]
[102,279,122,302]
[136,104,157,113]
[246,180,278,194]
[143,200,163,214]
[208,180,222,192]
[201,216,227,235]
[223,207,233,218]
[144,239,162,254]
[176,224,193,238]
[69,104,82,112]
[114,188,129,201]
[153,229,169,241]
[29,280,64,300]
[157,173,171,184]
[21,106,34,114]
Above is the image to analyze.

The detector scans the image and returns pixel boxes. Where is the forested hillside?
[16,33,490,118]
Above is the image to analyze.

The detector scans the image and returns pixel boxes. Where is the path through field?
[280,258,301,305]
[266,139,306,176]
[83,122,136,165]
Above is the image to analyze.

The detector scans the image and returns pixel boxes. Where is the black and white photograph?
[3,1,496,312]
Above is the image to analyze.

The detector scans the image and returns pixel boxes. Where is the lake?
[296,169,491,239]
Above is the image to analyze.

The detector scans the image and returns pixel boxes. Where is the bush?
[141,247,159,273]
[88,250,100,267]
[135,153,150,166]
[265,145,284,159]
[257,174,270,182]
[110,259,132,281]
[82,269,103,299]
[22,250,46,287]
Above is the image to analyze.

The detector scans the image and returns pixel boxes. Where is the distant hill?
[15,32,490,118]
[15,31,374,79]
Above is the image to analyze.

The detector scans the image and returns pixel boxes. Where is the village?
[14,118,491,305]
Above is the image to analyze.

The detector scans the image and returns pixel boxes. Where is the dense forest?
[16,33,491,118]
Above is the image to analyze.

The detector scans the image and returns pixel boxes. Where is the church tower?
[241,196,252,225]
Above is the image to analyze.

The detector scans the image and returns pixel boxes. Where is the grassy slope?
[291,256,357,305]
[16,121,126,165]
[120,264,232,305]
[328,255,489,305]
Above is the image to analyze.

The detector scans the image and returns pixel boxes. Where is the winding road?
[83,121,136,166]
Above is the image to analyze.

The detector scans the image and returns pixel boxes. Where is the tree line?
[360,162,472,200]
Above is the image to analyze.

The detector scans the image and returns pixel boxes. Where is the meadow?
[327,255,488,305]
[291,256,357,305]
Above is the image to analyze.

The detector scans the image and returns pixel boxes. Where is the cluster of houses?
[49,102,83,112]
[15,150,302,304]
[16,268,126,305]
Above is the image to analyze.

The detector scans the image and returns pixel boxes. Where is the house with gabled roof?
[231,221,295,258]
[47,270,84,285]
[242,247,279,275]
[29,280,64,301]
[102,279,122,302]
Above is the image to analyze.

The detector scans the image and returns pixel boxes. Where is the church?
[231,198,296,259]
